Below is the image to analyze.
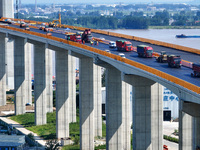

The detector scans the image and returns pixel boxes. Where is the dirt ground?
[0,95,34,117]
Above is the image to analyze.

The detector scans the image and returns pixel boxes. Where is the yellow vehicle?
[49,13,61,28]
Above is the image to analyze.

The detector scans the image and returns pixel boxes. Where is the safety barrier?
[0,25,199,94]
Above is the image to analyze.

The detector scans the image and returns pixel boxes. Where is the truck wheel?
[191,73,194,77]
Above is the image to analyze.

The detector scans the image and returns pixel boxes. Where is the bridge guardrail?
[0,25,199,94]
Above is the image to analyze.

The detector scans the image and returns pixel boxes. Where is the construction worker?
[96,41,99,46]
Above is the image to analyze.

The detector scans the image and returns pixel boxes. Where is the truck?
[191,63,200,77]
[116,40,133,51]
[167,55,182,68]
[156,51,168,63]
[81,29,92,43]
[66,33,82,44]
[137,45,153,57]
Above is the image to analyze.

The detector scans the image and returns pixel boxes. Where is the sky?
[21,0,194,4]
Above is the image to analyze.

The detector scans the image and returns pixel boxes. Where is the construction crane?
[16,0,19,19]
[49,13,61,28]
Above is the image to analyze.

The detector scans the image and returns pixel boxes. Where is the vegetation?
[163,135,179,143]
[10,110,107,149]
[45,139,60,150]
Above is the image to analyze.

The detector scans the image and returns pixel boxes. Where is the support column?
[0,33,6,106]
[14,37,27,115]
[5,38,14,90]
[94,64,102,137]
[68,55,76,122]
[46,49,53,113]
[25,43,32,104]
[34,43,47,125]
[106,66,122,150]
[124,75,155,150]
[79,56,94,150]
[56,50,69,139]
[122,80,130,150]
[151,83,163,150]
[179,100,195,150]
[195,117,200,148]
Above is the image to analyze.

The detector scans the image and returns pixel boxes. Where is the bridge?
[0,1,200,150]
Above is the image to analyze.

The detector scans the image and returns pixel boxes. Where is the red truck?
[66,33,82,43]
[116,40,133,51]
[167,55,182,68]
[191,63,200,77]
[82,29,92,43]
[137,45,153,57]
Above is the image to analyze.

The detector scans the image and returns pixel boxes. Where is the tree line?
[24,10,200,29]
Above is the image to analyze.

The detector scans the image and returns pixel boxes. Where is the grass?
[10,110,107,149]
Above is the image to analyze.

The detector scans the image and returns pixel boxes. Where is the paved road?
[163,121,179,150]
[4,23,200,87]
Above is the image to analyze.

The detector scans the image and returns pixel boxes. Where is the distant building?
[163,87,179,121]
[0,135,25,150]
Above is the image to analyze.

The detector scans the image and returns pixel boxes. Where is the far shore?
[149,26,200,29]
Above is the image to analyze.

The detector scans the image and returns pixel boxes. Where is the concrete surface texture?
[34,43,47,125]
[55,50,69,139]
[151,83,163,150]
[93,64,102,137]
[122,81,131,150]
[79,56,94,150]
[46,49,53,113]
[14,37,27,115]
[0,0,14,18]
[68,55,76,123]
[0,33,6,106]
[5,37,14,90]
[106,66,123,149]
[25,43,32,104]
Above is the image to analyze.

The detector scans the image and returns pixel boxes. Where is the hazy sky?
[21,0,193,4]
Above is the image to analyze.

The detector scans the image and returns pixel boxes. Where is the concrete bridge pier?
[46,49,53,113]
[68,55,76,123]
[121,80,131,150]
[25,43,32,105]
[124,75,163,150]
[0,33,6,106]
[55,49,69,139]
[179,100,200,150]
[105,65,123,150]
[5,37,14,90]
[14,37,30,115]
[34,43,48,125]
[94,64,102,137]
[79,56,94,150]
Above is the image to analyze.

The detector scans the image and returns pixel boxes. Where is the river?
[105,29,200,50]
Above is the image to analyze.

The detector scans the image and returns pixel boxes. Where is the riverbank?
[149,26,200,29]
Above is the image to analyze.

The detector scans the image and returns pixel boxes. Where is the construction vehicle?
[191,63,200,77]
[24,24,30,31]
[49,13,61,28]
[163,145,168,150]
[137,45,153,57]
[156,51,168,62]
[20,22,26,28]
[66,33,82,43]
[39,25,45,30]
[46,30,52,36]
[167,55,182,68]
[44,25,53,32]
[81,29,92,43]
[2,19,12,24]
[116,40,133,51]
